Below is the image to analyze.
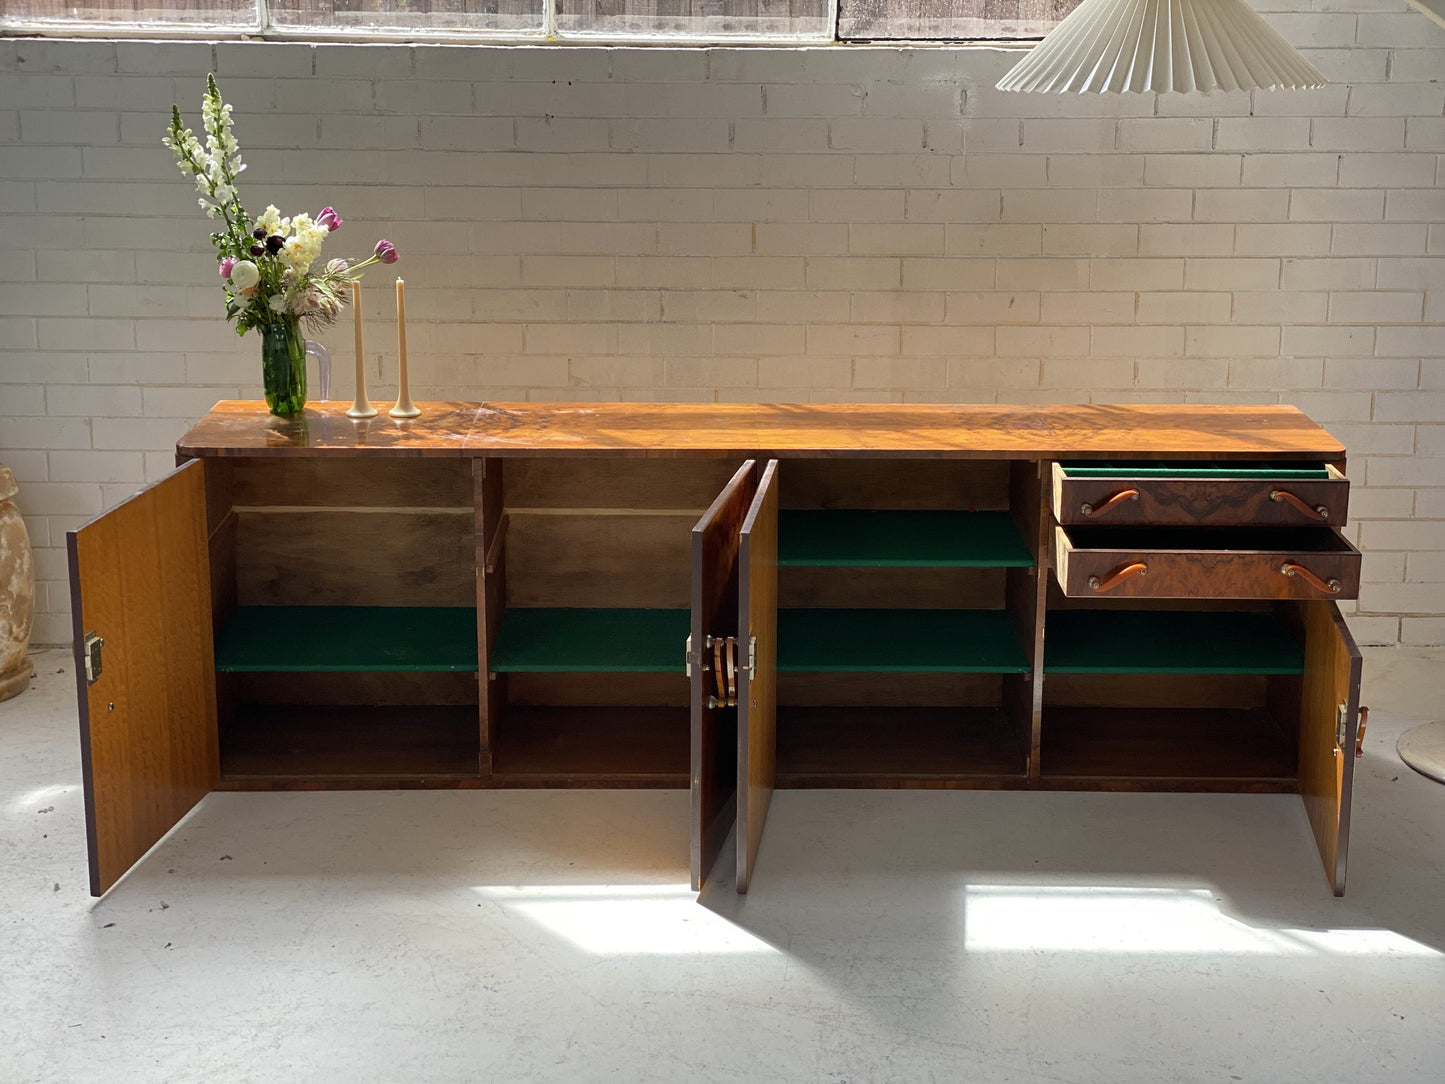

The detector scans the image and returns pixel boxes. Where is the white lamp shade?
[996,0,1327,94]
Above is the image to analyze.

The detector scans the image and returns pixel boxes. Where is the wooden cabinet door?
[67,459,219,896]
[736,460,779,894]
[689,461,756,891]
[1299,601,1363,897]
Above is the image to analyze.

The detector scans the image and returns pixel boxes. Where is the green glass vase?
[260,314,307,416]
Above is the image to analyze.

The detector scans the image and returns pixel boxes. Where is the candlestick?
[346,280,377,418]
[390,276,419,419]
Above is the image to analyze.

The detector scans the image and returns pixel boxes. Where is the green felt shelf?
[1061,460,1329,480]
[490,608,689,673]
[778,510,1034,568]
[778,609,1030,673]
[1043,610,1304,674]
[215,606,478,673]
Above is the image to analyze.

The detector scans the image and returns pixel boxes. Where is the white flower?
[256,204,286,237]
[229,260,260,289]
[212,183,235,204]
[268,294,287,313]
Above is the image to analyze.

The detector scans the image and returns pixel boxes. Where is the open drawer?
[1052,461,1349,527]
[1052,525,1361,600]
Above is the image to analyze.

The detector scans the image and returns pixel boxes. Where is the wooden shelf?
[778,510,1034,568]
[215,606,478,673]
[1039,707,1296,790]
[219,705,480,785]
[1044,610,1305,674]
[1061,460,1330,479]
[491,707,689,787]
[779,609,1030,673]
[776,707,1026,787]
[489,608,689,673]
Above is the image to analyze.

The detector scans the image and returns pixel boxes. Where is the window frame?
[2,0,1060,45]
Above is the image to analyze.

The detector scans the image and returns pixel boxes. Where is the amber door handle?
[1080,488,1140,518]
[1279,562,1342,594]
[1270,489,1329,521]
[1356,706,1369,759]
[1087,561,1148,592]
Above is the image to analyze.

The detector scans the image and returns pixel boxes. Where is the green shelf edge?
[1061,460,1330,480]
[215,606,479,673]
[490,608,689,673]
[1043,610,1305,675]
[778,510,1034,568]
[779,609,1031,674]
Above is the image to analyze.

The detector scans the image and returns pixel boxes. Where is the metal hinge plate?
[685,634,692,678]
[1336,701,1349,747]
[748,635,757,680]
[83,631,103,686]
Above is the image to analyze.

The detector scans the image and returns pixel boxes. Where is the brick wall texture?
[1,3,1443,646]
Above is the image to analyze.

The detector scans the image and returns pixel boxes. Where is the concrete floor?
[2,647,1443,1083]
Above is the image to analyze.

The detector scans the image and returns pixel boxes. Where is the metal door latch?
[83,631,103,685]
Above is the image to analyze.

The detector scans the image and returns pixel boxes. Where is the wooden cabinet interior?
[69,402,1364,897]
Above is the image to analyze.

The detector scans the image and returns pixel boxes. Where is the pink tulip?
[317,206,342,232]
[219,255,238,278]
[374,238,399,264]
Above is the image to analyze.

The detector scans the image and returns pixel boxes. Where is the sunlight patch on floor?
[963,885,1442,957]
[473,883,779,955]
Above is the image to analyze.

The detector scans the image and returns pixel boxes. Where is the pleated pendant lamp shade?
[996,0,1326,94]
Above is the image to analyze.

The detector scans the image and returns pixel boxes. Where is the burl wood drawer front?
[1051,462,1349,527]
[1052,525,1362,600]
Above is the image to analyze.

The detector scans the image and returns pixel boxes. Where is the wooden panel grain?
[505,457,741,510]
[233,456,472,508]
[476,458,505,776]
[67,460,219,895]
[236,510,474,607]
[689,461,755,891]
[1298,601,1362,896]
[737,461,780,894]
[178,400,480,457]
[179,401,1346,461]
[780,458,1008,509]
[461,402,1345,459]
[1053,525,1362,601]
[779,567,1004,610]
[1052,463,1351,527]
[506,512,695,608]
[778,672,1002,707]
[1007,459,1048,780]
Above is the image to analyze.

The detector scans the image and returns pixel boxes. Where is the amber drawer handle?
[1270,489,1329,521]
[1279,562,1341,594]
[1356,706,1369,759]
[1088,561,1148,592]
[1080,488,1140,518]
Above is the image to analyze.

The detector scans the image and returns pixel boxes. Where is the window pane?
[558,0,830,39]
[839,0,1081,40]
[269,0,544,35]
[1,0,255,28]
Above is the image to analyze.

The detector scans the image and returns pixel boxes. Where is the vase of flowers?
[164,75,399,416]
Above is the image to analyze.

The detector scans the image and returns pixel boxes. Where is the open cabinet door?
[736,460,779,894]
[1298,601,1363,897]
[67,459,219,896]
[690,461,756,891]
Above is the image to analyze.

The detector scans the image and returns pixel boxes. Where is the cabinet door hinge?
[684,634,692,678]
[1335,701,1369,758]
[747,635,757,680]
[83,631,103,686]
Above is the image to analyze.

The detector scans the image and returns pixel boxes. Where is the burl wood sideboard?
[68,401,1364,897]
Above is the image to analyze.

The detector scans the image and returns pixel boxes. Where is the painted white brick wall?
[1,4,1443,648]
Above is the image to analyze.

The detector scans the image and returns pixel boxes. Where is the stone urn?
[0,464,35,702]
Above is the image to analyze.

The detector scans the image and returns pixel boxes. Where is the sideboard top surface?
[177,400,1346,460]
